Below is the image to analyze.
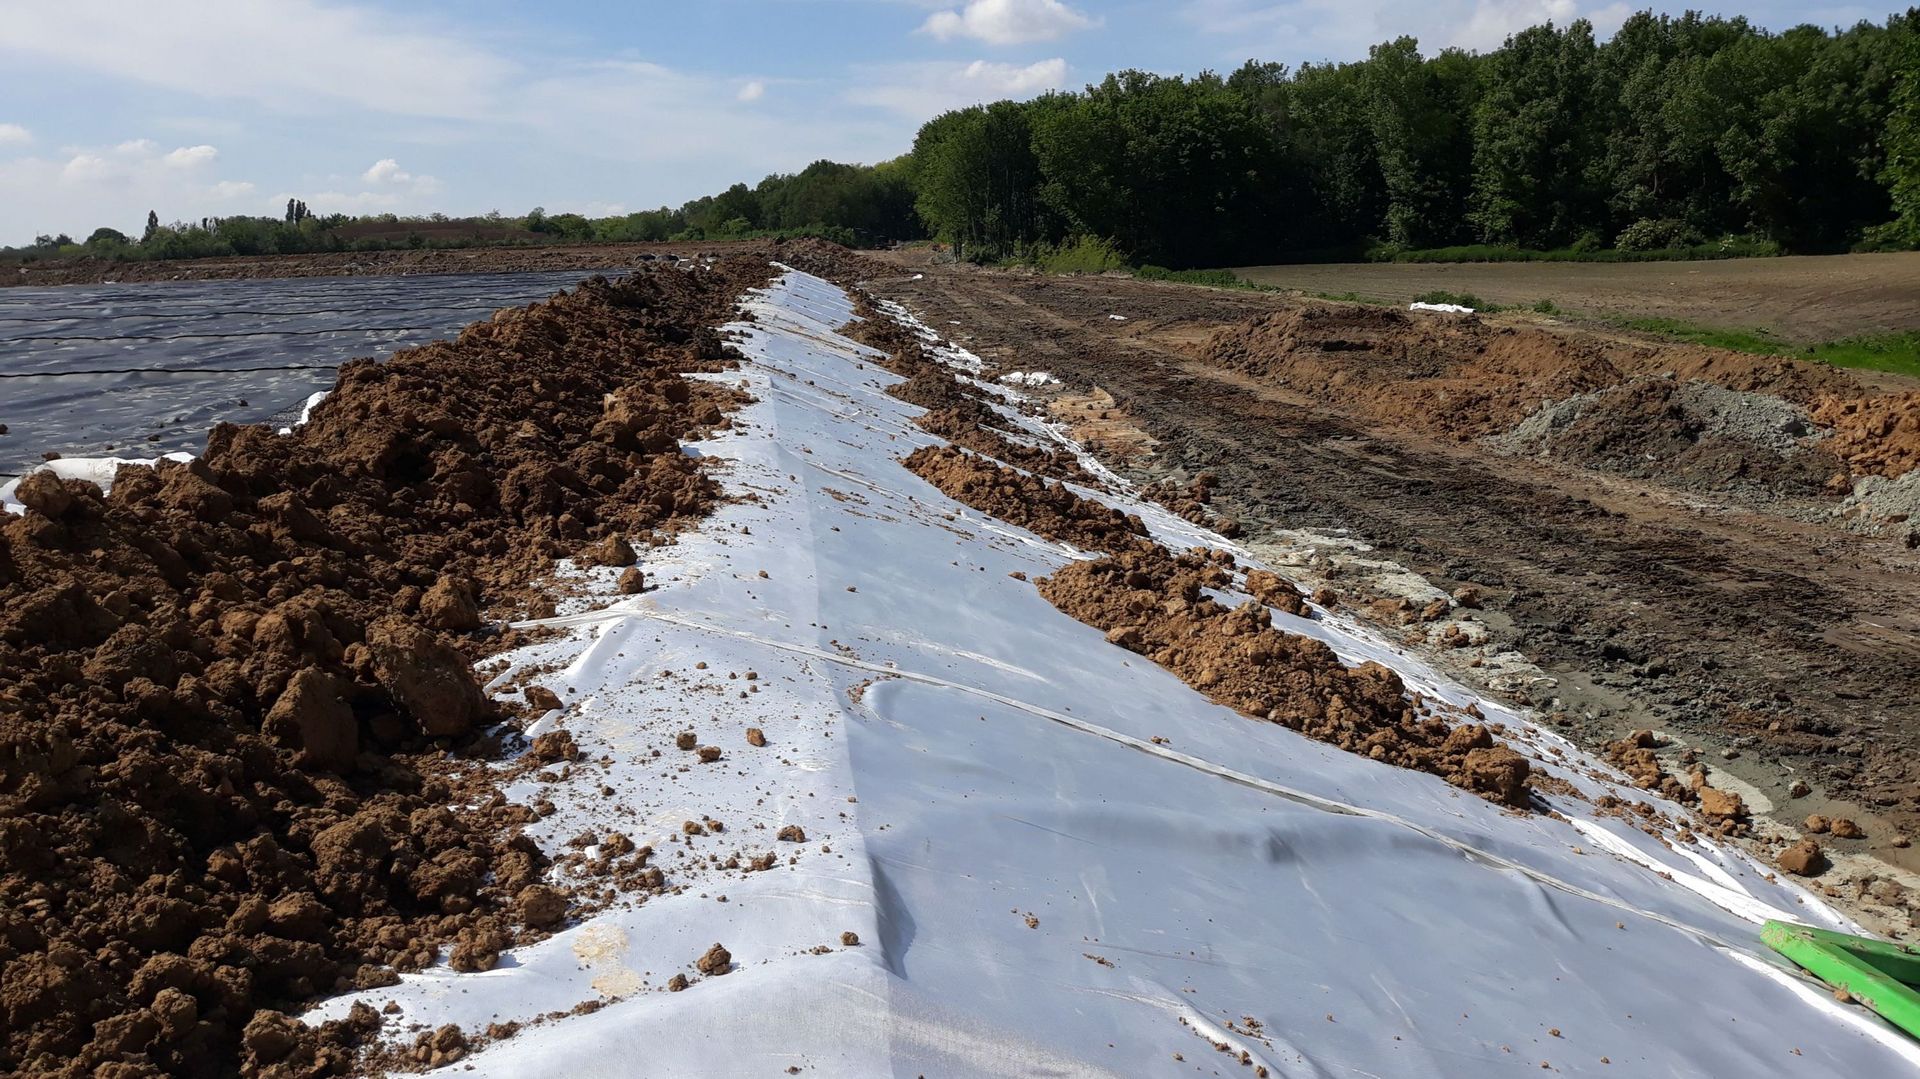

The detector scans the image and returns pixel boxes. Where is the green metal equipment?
[1763,919,1920,1040]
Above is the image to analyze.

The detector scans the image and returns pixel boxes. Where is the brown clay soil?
[1202,301,1858,437]
[860,250,1920,885]
[875,303,1535,810]
[1039,544,1534,808]
[1234,251,1920,345]
[2,241,766,289]
[1813,391,1920,479]
[0,245,786,1076]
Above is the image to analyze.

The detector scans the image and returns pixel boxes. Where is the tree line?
[910,9,1920,265]
[8,9,1918,269]
[2,159,920,263]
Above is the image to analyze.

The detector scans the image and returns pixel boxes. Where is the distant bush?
[1412,289,1486,309]
[1532,298,1559,314]
[1615,218,1703,252]
[1134,265,1249,288]
[1382,244,1508,262]
[1033,235,1128,274]
[1304,290,1398,307]
[1855,220,1920,252]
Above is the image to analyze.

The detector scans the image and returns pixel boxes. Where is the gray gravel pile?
[1499,375,1822,458]
[1833,469,1920,538]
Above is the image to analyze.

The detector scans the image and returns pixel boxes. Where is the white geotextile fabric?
[0,450,195,513]
[304,268,1920,1077]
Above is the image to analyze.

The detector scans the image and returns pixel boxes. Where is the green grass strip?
[1609,318,1920,379]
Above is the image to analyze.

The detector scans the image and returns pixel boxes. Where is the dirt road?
[1235,251,1920,343]
[863,252,1920,885]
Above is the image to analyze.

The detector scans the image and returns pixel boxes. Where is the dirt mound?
[839,291,1090,483]
[1197,301,1895,502]
[0,254,771,1076]
[911,401,1087,485]
[1814,391,1920,479]
[1202,303,1862,445]
[1500,376,1842,496]
[1038,545,1531,808]
[901,445,1144,552]
[894,431,1532,809]
[1202,304,1622,440]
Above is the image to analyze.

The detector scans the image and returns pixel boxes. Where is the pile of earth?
[1202,303,1858,437]
[1039,544,1533,807]
[1196,302,1902,501]
[835,291,1091,483]
[855,287,1536,808]
[1811,390,1920,536]
[898,438,1533,809]
[1814,390,1920,479]
[0,252,773,1077]
[902,444,1144,551]
[1497,375,1843,498]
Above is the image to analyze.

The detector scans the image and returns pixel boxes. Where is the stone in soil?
[1779,839,1828,876]
[695,943,732,976]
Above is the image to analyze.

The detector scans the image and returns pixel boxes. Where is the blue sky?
[0,0,1882,244]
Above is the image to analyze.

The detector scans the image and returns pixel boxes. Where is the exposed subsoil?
[857,253,1920,903]
[872,296,1537,810]
[901,444,1145,553]
[1814,390,1920,479]
[837,294,1092,482]
[0,247,782,1076]
[3,242,765,289]
[1201,302,1864,500]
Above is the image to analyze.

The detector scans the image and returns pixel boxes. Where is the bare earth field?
[1236,251,1920,343]
[1,241,765,288]
[864,249,1920,902]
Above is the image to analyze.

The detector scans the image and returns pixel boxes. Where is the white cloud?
[0,123,32,145]
[0,2,912,241]
[1452,0,1577,51]
[1,137,267,238]
[362,158,409,184]
[1182,0,1619,61]
[162,144,219,168]
[0,0,511,119]
[303,189,408,214]
[850,58,1070,117]
[361,157,443,194]
[506,59,901,177]
[964,58,1069,94]
[921,0,1097,45]
[1181,0,1394,61]
[62,153,111,181]
[1583,2,1635,39]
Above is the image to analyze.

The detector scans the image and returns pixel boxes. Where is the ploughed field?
[1235,251,1920,345]
[3,242,761,290]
